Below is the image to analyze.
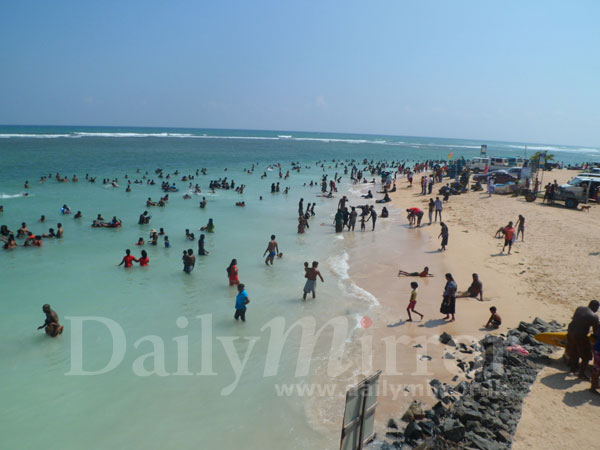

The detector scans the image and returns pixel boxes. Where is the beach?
[343,168,600,448]
[1,128,599,449]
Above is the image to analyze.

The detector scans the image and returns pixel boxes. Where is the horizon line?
[0,123,597,151]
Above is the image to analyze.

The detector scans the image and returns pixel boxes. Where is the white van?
[490,157,509,170]
[468,157,490,173]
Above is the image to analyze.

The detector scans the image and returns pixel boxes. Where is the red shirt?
[505,226,515,241]
[139,256,149,267]
[409,207,422,214]
[124,255,136,267]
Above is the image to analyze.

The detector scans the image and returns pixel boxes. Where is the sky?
[0,0,598,146]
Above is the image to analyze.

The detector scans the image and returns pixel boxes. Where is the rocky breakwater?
[371,318,564,450]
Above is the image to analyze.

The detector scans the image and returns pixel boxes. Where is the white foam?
[348,282,380,306]
[328,252,350,280]
[0,134,75,139]
[328,252,380,307]
[0,192,29,198]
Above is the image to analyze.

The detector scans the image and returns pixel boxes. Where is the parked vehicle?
[467,157,490,173]
[472,170,518,184]
[539,176,600,208]
[490,157,510,170]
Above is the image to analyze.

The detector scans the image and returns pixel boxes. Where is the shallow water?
[0,126,594,450]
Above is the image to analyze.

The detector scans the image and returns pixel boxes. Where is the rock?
[444,352,455,359]
[455,381,469,394]
[442,420,465,442]
[496,429,512,443]
[465,431,502,450]
[429,379,442,388]
[413,440,435,450]
[432,401,448,417]
[404,422,422,440]
[385,431,403,438]
[413,344,423,348]
[387,418,398,429]
[533,317,550,331]
[419,420,435,437]
[439,332,456,346]
[401,401,425,422]
[419,354,432,361]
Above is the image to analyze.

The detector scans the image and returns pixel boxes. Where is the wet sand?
[312,168,600,448]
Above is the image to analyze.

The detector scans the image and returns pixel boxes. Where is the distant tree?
[531,151,555,163]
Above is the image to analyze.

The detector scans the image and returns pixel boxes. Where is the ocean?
[0,126,597,450]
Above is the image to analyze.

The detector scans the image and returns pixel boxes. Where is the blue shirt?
[235,290,248,310]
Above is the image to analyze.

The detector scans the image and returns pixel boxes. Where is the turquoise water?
[0,126,597,450]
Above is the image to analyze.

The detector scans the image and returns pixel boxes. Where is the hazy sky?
[1,1,598,145]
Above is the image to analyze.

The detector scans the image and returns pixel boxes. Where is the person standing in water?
[263,235,279,265]
[201,218,214,232]
[366,205,377,231]
[234,284,250,322]
[198,234,209,255]
[406,281,424,322]
[227,259,240,286]
[303,261,324,300]
[37,304,64,337]
[138,250,149,267]
[183,249,195,273]
[118,249,138,268]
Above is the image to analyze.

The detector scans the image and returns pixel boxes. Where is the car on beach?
[472,170,518,184]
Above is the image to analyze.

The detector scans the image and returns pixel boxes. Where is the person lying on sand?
[398,266,433,277]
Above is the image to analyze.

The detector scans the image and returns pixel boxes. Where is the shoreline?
[333,168,600,448]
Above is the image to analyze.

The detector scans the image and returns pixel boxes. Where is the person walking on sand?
[234,283,250,322]
[37,304,64,337]
[303,261,324,300]
[263,234,279,265]
[406,281,424,322]
[438,222,449,251]
[502,221,515,254]
[440,273,457,321]
[516,214,525,242]
[488,177,495,197]
[434,197,443,222]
